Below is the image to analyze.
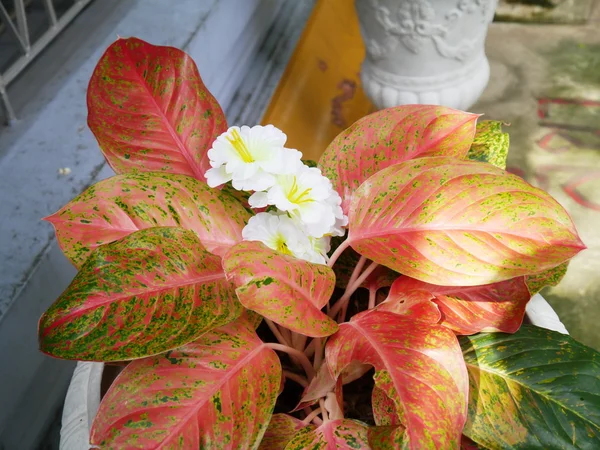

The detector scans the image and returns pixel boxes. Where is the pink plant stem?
[330,261,379,318]
[319,398,330,423]
[348,256,367,287]
[328,239,350,267]
[368,287,377,310]
[304,339,316,358]
[265,319,291,347]
[302,408,323,425]
[313,338,323,370]
[303,407,323,426]
[266,343,316,380]
[283,370,308,388]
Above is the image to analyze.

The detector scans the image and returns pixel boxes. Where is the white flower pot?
[59,294,566,449]
[354,0,498,110]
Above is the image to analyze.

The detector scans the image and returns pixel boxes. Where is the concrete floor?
[472,2,600,350]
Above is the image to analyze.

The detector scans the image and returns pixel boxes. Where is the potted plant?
[40,38,599,449]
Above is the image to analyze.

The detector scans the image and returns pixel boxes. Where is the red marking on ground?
[331,79,356,128]
[317,59,328,72]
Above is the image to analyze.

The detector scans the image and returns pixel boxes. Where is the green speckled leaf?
[91,319,281,449]
[284,419,370,449]
[319,105,478,214]
[461,325,600,449]
[348,157,585,286]
[368,425,408,450]
[259,414,314,450]
[525,262,569,295]
[223,241,338,338]
[39,227,241,361]
[326,311,468,450]
[88,37,226,180]
[467,121,509,169]
[45,172,251,268]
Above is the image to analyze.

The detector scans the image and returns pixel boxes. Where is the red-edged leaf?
[348,156,585,286]
[368,425,408,449]
[376,281,442,324]
[319,105,478,213]
[39,227,241,361]
[223,241,338,338]
[379,276,531,335]
[372,387,403,427]
[90,319,281,449]
[326,310,468,449]
[88,37,226,180]
[284,419,370,449]
[259,414,314,450]
[45,172,251,268]
[298,363,337,409]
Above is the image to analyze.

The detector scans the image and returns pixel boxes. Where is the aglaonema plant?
[38,37,599,449]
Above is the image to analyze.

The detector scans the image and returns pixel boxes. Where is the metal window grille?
[0,0,92,124]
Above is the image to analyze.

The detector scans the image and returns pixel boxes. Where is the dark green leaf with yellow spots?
[223,241,338,338]
[39,227,241,361]
[467,121,510,169]
[45,172,251,268]
[284,419,370,449]
[91,318,281,449]
[461,325,600,449]
[88,37,227,181]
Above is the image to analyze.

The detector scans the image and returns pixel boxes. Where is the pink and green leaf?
[326,310,468,450]
[466,121,509,169]
[87,37,226,180]
[525,262,569,296]
[259,414,314,450]
[284,419,370,449]
[379,276,531,335]
[39,227,241,361]
[223,241,338,338]
[319,105,479,213]
[348,156,585,286]
[90,319,281,449]
[368,425,408,449]
[372,386,403,427]
[45,172,251,268]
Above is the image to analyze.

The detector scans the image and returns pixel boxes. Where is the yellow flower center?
[287,177,313,204]
[226,129,254,163]
[275,236,292,255]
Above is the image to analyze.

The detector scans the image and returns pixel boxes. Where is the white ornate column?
[354,0,498,110]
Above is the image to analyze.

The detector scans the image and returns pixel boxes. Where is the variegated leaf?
[467,121,509,169]
[88,37,226,180]
[319,105,478,213]
[259,414,314,450]
[284,419,370,449]
[379,276,531,335]
[368,425,408,450]
[372,387,402,427]
[326,310,468,450]
[525,262,569,296]
[45,172,251,267]
[223,241,338,338]
[348,157,585,286]
[91,319,281,449]
[461,325,600,449]
[39,227,241,361]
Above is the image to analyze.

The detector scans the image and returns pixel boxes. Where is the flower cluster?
[205,125,347,264]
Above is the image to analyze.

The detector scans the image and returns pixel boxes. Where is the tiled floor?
[264,0,600,350]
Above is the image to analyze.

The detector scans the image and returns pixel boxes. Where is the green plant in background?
[38,37,598,449]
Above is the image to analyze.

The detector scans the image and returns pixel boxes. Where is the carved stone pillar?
[354,0,498,110]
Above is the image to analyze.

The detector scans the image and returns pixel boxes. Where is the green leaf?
[259,414,314,450]
[467,121,509,169]
[525,262,569,295]
[461,325,600,449]
[284,419,370,449]
[39,227,241,361]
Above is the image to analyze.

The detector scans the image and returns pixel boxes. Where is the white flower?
[325,189,348,237]
[204,125,301,191]
[299,236,332,265]
[242,212,310,259]
[248,164,338,237]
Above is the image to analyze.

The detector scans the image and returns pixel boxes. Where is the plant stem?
[368,287,377,310]
[348,256,367,288]
[303,407,323,426]
[266,343,316,380]
[302,408,323,425]
[329,261,379,318]
[313,338,323,370]
[328,239,350,267]
[266,319,291,347]
[283,370,308,388]
[319,398,330,423]
[304,339,316,358]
